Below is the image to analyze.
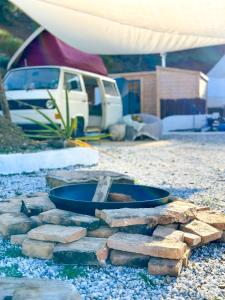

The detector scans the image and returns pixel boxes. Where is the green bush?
[0,55,9,68]
[0,29,23,56]
[0,0,17,24]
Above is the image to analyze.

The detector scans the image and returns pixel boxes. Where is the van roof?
[7,65,116,82]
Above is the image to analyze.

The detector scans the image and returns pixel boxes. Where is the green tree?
[0,0,15,24]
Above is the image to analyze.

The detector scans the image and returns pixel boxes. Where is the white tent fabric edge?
[10,0,225,54]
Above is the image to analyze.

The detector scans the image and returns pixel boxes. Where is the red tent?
[10,29,107,76]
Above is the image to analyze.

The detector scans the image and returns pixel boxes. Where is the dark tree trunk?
[0,73,11,121]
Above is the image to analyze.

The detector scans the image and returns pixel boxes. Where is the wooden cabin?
[111,66,208,118]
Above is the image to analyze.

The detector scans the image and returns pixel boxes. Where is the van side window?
[103,80,119,96]
[64,73,82,91]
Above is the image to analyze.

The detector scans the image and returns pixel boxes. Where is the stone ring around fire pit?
[49,183,171,215]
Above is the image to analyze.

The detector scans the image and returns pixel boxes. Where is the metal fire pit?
[49,183,170,216]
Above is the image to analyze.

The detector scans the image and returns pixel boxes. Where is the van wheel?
[72,117,85,138]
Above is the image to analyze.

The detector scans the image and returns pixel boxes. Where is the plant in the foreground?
[57,265,86,279]
[138,272,156,287]
[19,90,77,140]
[0,264,23,277]
[0,245,23,260]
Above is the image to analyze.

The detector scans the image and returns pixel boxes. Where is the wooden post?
[92,176,112,202]
[0,73,11,121]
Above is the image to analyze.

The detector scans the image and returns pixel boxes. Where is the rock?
[217,231,225,243]
[54,237,108,266]
[163,223,179,229]
[30,215,43,227]
[0,213,33,236]
[148,257,183,276]
[182,247,191,267]
[183,232,201,247]
[26,192,49,198]
[196,211,225,230]
[21,195,55,216]
[165,201,197,223]
[27,224,86,243]
[109,124,126,141]
[87,225,119,238]
[0,197,22,214]
[46,170,134,188]
[96,200,196,228]
[110,250,149,267]
[107,232,187,259]
[180,220,223,244]
[0,277,80,300]
[22,238,55,259]
[10,234,27,246]
[152,225,184,242]
[196,206,210,212]
[119,224,155,235]
[39,209,100,230]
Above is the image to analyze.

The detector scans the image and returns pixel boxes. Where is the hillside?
[1,0,225,75]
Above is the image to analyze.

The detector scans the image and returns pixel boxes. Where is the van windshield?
[4,68,60,91]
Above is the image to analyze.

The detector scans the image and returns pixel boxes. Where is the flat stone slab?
[54,237,108,266]
[27,224,86,243]
[0,197,22,214]
[39,209,100,230]
[10,234,27,246]
[46,170,134,188]
[87,225,119,238]
[21,194,55,216]
[96,200,197,228]
[148,257,183,276]
[0,277,80,300]
[164,223,179,229]
[0,213,33,236]
[196,211,225,230]
[183,232,201,247]
[119,224,155,235]
[30,215,43,227]
[110,250,149,267]
[107,232,187,259]
[180,220,223,244]
[152,225,184,242]
[22,238,55,259]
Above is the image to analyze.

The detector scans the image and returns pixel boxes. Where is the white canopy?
[11,0,225,54]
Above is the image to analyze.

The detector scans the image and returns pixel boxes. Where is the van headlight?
[46,99,55,109]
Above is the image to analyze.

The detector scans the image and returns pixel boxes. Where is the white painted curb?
[0,148,99,175]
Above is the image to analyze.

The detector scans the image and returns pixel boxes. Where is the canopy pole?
[160,53,167,67]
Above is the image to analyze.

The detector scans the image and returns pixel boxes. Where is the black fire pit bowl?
[49,183,170,216]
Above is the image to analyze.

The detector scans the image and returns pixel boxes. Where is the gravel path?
[0,133,224,300]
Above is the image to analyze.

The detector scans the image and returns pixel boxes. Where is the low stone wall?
[0,192,224,277]
[0,148,99,175]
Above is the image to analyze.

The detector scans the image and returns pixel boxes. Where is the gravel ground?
[0,133,224,300]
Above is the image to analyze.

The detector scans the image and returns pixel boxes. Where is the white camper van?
[3,66,122,133]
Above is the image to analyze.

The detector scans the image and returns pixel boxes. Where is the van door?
[63,72,88,128]
[101,79,122,129]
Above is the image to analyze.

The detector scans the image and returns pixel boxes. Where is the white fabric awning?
[11,0,225,54]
